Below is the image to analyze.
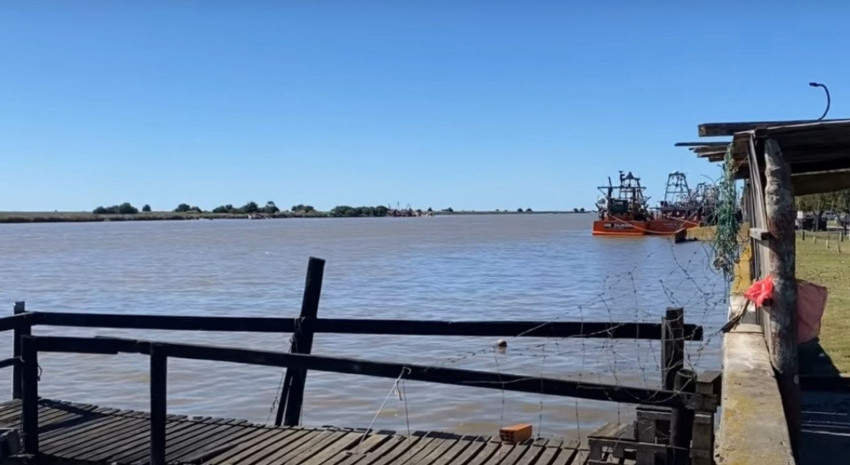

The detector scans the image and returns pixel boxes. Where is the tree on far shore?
[142,204,151,212]
[93,202,139,214]
[174,203,202,213]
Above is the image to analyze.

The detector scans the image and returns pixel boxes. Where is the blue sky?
[1,1,846,212]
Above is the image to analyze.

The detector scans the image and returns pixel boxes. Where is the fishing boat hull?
[646,217,700,235]
[592,219,648,236]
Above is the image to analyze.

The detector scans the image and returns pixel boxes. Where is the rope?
[350,367,411,456]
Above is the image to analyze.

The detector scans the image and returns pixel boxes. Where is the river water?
[0,214,727,439]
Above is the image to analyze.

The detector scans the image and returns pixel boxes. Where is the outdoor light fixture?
[809,82,830,121]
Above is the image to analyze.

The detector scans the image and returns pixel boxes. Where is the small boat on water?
[593,171,709,237]
[592,171,651,236]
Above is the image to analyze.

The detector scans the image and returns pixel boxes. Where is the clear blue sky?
[1,1,846,212]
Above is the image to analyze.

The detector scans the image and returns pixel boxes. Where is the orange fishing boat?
[592,171,651,236]
[645,172,706,235]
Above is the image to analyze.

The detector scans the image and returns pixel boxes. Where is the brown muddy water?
[0,213,727,439]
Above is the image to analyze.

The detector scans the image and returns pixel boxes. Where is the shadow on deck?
[799,339,850,464]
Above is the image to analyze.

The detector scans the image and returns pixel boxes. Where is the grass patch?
[796,231,850,374]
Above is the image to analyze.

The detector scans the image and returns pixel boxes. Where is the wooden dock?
[0,398,630,465]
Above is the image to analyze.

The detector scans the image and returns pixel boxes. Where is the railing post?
[21,335,38,455]
[669,369,696,465]
[763,138,800,452]
[661,307,684,391]
[275,257,325,427]
[13,301,30,399]
[150,345,167,465]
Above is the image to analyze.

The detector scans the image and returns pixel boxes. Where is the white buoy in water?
[495,339,507,351]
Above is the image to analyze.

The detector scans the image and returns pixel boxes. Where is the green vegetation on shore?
[796,231,850,374]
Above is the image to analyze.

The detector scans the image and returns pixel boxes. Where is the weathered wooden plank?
[165,421,246,462]
[465,440,508,465]
[300,431,364,465]
[71,419,157,461]
[264,429,346,464]
[38,406,125,444]
[551,444,583,465]
[56,417,151,459]
[532,445,560,465]
[239,429,320,465]
[430,436,480,465]
[189,428,277,464]
[360,433,430,465]
[495,441,535,464]
[332,432,397,465]
[409,434,467,464]
[219,428,306,465]
[394,433,453,464]
[161,418,234,458]
[448,437,493,465]
[171,423,258,463]
[199,428,283,464]
[124,420,219,464]
[100,419,199,463]
[41,409,143,449]
[338,434,404,465]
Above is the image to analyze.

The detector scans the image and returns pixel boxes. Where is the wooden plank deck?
[0,399,633,464]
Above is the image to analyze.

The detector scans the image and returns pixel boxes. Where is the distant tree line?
[92,203,139,214]
[329,205,389,217]
[92,201,458,217]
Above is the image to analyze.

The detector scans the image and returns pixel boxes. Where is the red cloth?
[742,275,828,344]
[744,276,774,307]
[797,280,828,344]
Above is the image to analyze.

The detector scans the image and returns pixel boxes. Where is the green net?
[712,144,742,280]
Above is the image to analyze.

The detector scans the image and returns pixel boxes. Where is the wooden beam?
[31,312,704,340]
[314,319,704,341]
[12,302,29,399]
[278,256,325,427]
[699,119,848,137]
[30,336,717,411]
[763,138,800,450]
[792,170,850,195]
[34,312,300,333]
[150,345,167,465]
[675,141,731,147]
[21,336,38,454]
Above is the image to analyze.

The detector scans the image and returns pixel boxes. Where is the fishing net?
[711,143,742,279]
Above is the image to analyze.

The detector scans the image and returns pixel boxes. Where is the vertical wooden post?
[691,371,721,465]
[13,301,30,399]
[275,257,325,427]
[21,335,38,454]
[763,138,800,452]
[150,345,167,465]
[661,308,684,390]
[669,370,696,465]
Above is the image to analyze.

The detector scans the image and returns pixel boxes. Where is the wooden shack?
[682,118,850,463]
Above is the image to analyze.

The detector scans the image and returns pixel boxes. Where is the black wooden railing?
[1,257,713,465]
